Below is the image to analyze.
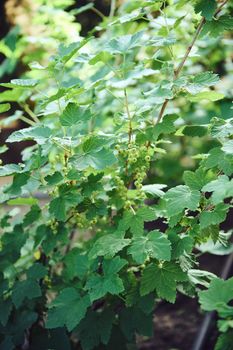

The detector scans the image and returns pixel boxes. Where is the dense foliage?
[0,0,233,349]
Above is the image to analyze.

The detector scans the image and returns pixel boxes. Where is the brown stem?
[155,0,228,125]
[65,229,76,254]
[173,17,206,79]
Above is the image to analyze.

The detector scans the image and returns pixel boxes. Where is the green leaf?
[46,288,90,331]
[89,235,131,259]
[27,263,47,280]
[168,231,193,259]
[49,187,83,221]
[194,0,217,21]
[6,126,51,145]
[119,207,156,236]
[215,331,233,350]
[145,85,173,104]
[142,184,167,197]
[106,31,144,54]
[164,185,200,216]
[45,171,63,185]
[49,197,66,221]
[12,280,41,308]
[222,140,233,155]
[23,204,41,226]
[89,51,113,65]
[0,164,22,176]
[202,175,233,204]
[183,168,213,190]
[85,257,127,302]
[76,148,116,170]
[200,225,219,243]
[0,299,12,326]
[7,197,38,206]
[119,307,153,341]
[128,230,171,264]
[199,277,233,313]
[150,36,176,47]
[210,118,233,140]
[0,88,23,103]
[64,249,89,280]
[140,262,187,302]
[199,203,229,230]
[187,91,224,102]
[77,309,115,350]
[192,71,219,86]
[57,38,91,64]
[202,15,233,37]
[178,125,208,137]
[0,145,8,155]
[73,138,116,170]
[6,172,30,196]
[60,103,91,126]
[205,147,233,176]
[0,79,38,88]
[153,114,178,140]
[0,103,10,113]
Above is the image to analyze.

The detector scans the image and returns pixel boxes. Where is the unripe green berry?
[145,155,151,162]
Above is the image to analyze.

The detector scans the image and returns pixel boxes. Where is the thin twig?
[109,0,116,18]
[174,18,206,79]
[19,115,36,126]
[21,103,40,124]
[91,7,105,20]
[155,0,228,125]
[124,88,132,143]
